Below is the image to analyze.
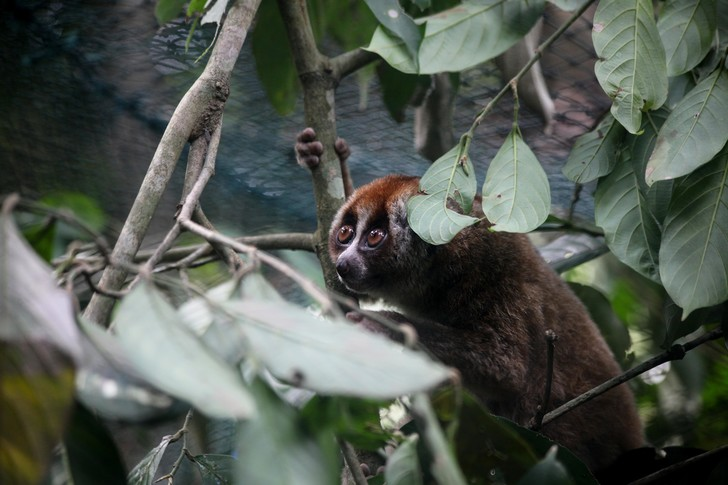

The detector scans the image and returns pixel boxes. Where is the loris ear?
[294,128,354,197]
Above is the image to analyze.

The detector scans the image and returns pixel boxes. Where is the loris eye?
[366,228,386,247]
[337,225,355,244]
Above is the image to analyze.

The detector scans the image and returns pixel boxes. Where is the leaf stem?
[468,0,598,136]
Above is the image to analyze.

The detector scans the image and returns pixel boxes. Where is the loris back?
[329,174,643,472]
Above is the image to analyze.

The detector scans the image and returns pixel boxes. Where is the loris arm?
[295,128,354,198]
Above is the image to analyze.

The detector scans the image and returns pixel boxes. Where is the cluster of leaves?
[4,1,728,484]
[366,0,727,321]
[562,0,728,319]
[2,201,606,484]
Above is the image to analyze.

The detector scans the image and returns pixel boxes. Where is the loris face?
[328,175,427,297]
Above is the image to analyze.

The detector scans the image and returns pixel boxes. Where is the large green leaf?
[481,127,551,232]
[659,148,728,318]
[366,0,545,74]
[252,1,298,115]
[221,300,451,398]
[646,67,728,185]
[657,0,717,76]
[0,213,80,484]
[236,380,338,485]
[630,108,673,223]
[113,282,256,419]
[385,435,423,485]
[562,114,625,183]
[594,148,662,282]
[593,0,668,133]
[364,0,422,71]
[516,447,574,485]
[407,140,479,245]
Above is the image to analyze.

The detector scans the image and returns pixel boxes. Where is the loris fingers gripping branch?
[295,129,644,473]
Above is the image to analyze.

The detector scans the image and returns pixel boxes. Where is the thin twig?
[542,328,724,426]
[178,217,335,314]
[532,330,558,430]
[339,439,369,485]
[139,119,224,277]
[134,232,316,265]
[156,409,195,484]
[627,444,728,485]
[469,0,598,134]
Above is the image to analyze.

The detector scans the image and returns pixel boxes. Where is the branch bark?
[277,0,354,296]
[83,0,262,325]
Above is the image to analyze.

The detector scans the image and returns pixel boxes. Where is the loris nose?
[335,257,350,276]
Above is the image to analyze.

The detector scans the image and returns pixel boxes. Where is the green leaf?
[659,148,728,318]
[431,389,539,482]
[154,0,187,25]
[418,0,544,73]
[385,435,423,485]
[481,127,551,232]
[236,380,338,485]
[186,0,207,17]
[594,148,662,282]
[221,300,451,399]
[646,67,728,185]
[562,114,625,183]
[410,393,467,485]
[407,139,479,245]
[63,403,126,485]
[630,108,673,223]
[127,434,173,485]
[364,0,422,71]
[192,454,235,485]
[657,0,717,76]
[516,446,574,485]
[366,0,545,74]
[593,0,668,133]
[252,1,299,114]
[112,282,256,419]
[0,212,80,483]
[568,283,631,365]
[377,63,424,122]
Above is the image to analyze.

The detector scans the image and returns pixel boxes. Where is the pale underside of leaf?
[223,300,451,399]
[595,153,661,282]
[407,193,479,245]
[113,282,256,419]
[646,68,728,185]
[366,0,544,75]
[481,129,551,232]
[562,114,625,183]
[408,141,479,245]
[657,0,717,76]
[593,0,668,133]
[659,151,728,318]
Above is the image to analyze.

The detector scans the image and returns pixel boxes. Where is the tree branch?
[542,328,724,426]
[332,48,380,80]
[277,0,349,296]
[82,0,262,325]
